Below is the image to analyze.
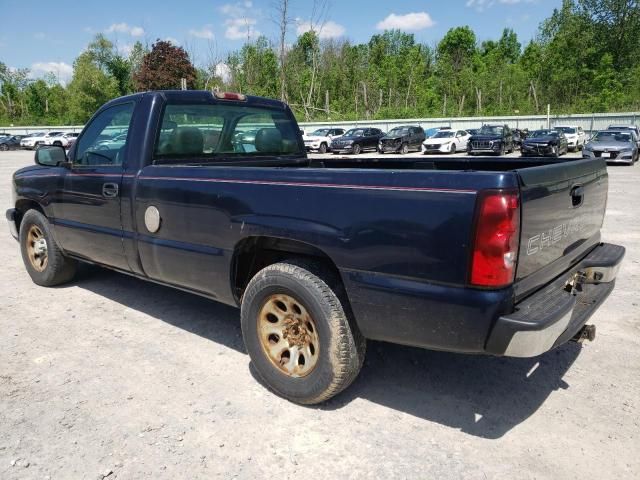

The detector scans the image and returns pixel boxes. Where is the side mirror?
[35,145,67,167]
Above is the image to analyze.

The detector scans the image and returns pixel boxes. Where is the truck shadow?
[70,265,246,354]
[317,340,581,439]
[71,265,580,440]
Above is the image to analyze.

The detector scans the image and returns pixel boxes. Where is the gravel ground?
[0,149,638,479]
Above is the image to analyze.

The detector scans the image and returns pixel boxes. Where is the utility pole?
[547,104,551,129]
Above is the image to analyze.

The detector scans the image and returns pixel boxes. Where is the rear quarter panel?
[132,165,517,307]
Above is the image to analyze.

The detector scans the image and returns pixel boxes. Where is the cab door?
[56,102,135,270]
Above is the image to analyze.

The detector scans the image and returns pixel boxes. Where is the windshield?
[593,131,632,143]
[479,126,503,135]
[555,127,576,134]
[344,129,365,137]
[388,127,409,136]
[310,129,330,136]
[433,131,455,138]
[531,130,557,137]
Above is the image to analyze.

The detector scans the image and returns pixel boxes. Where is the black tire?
[352,144,362,155]
[552,145,559,158]
[450,143,456,154]
[0,143,8,151]
[241,260,366,405]
[498,145,505,156]
[318,143,328,154]
[53,141,62,147]
[400,143,409,155]
[19,209,76,287]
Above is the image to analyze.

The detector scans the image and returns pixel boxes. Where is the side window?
[154,103,302,159]
[74,103,134,167]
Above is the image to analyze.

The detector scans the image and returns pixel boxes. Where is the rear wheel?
[19,210,76,286]
[0,143,8,151]
[400,143,409,155]
[352,144,362,155]
[241,261,366,404]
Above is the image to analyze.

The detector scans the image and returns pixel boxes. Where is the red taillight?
[470,190,520,288]
[213,91,247,101]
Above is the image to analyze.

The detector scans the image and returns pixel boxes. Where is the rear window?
[154,103,302,161]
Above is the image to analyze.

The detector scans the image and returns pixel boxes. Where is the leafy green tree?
[67,52,119,123]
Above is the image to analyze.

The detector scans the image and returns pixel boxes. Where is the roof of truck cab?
[100,90,288,111]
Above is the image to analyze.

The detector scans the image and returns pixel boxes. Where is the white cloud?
[30,62,73,85]
[224,17,260,40]
[189,26,215,40]
[219,1,260,40]
[466,0,534,12]
[376,12,435,31]
[219,1,253,17]
[296,20,346,39]
[215,62,231,83]
[118,43,134,56]
[105,23,145,37]
[164,36,180,45]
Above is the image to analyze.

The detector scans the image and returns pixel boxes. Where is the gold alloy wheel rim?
[26,225,48,272]
[258,294,320,378]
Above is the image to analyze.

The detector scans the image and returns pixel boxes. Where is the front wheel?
[241,261,366,404]
[352,144,362,155]
[0,144,8,151]
[19,209,77,286]
[318,143,328,154]
[450,143,457,154]
[400,143,409,155]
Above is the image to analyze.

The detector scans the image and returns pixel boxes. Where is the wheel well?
[231,236,342,302]
[14,200,44,231]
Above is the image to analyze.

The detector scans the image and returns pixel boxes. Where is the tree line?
[1,0,639,126]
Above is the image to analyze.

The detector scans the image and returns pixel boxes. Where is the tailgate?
[514,158,608,300]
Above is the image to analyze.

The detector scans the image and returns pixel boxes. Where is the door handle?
[102,183,119,198]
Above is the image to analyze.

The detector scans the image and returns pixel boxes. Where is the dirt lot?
[1,149,638,479]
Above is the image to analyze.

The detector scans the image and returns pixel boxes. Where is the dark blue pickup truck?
[6,91,625,404]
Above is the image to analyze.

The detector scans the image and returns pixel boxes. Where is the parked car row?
[13,131,80,150]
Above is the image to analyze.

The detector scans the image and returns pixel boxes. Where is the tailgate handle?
[571,185,584,207]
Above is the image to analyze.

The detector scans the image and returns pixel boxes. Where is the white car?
[20,131,65,149]
[553,125,586,151]
[20,132,46,149]
[422,129,471,154]
[43,132,79,148]
[303,128,345,153]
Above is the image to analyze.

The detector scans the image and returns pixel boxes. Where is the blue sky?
[0,0,561,83]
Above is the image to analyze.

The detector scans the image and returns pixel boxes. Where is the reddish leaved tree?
[133,40,197,91]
